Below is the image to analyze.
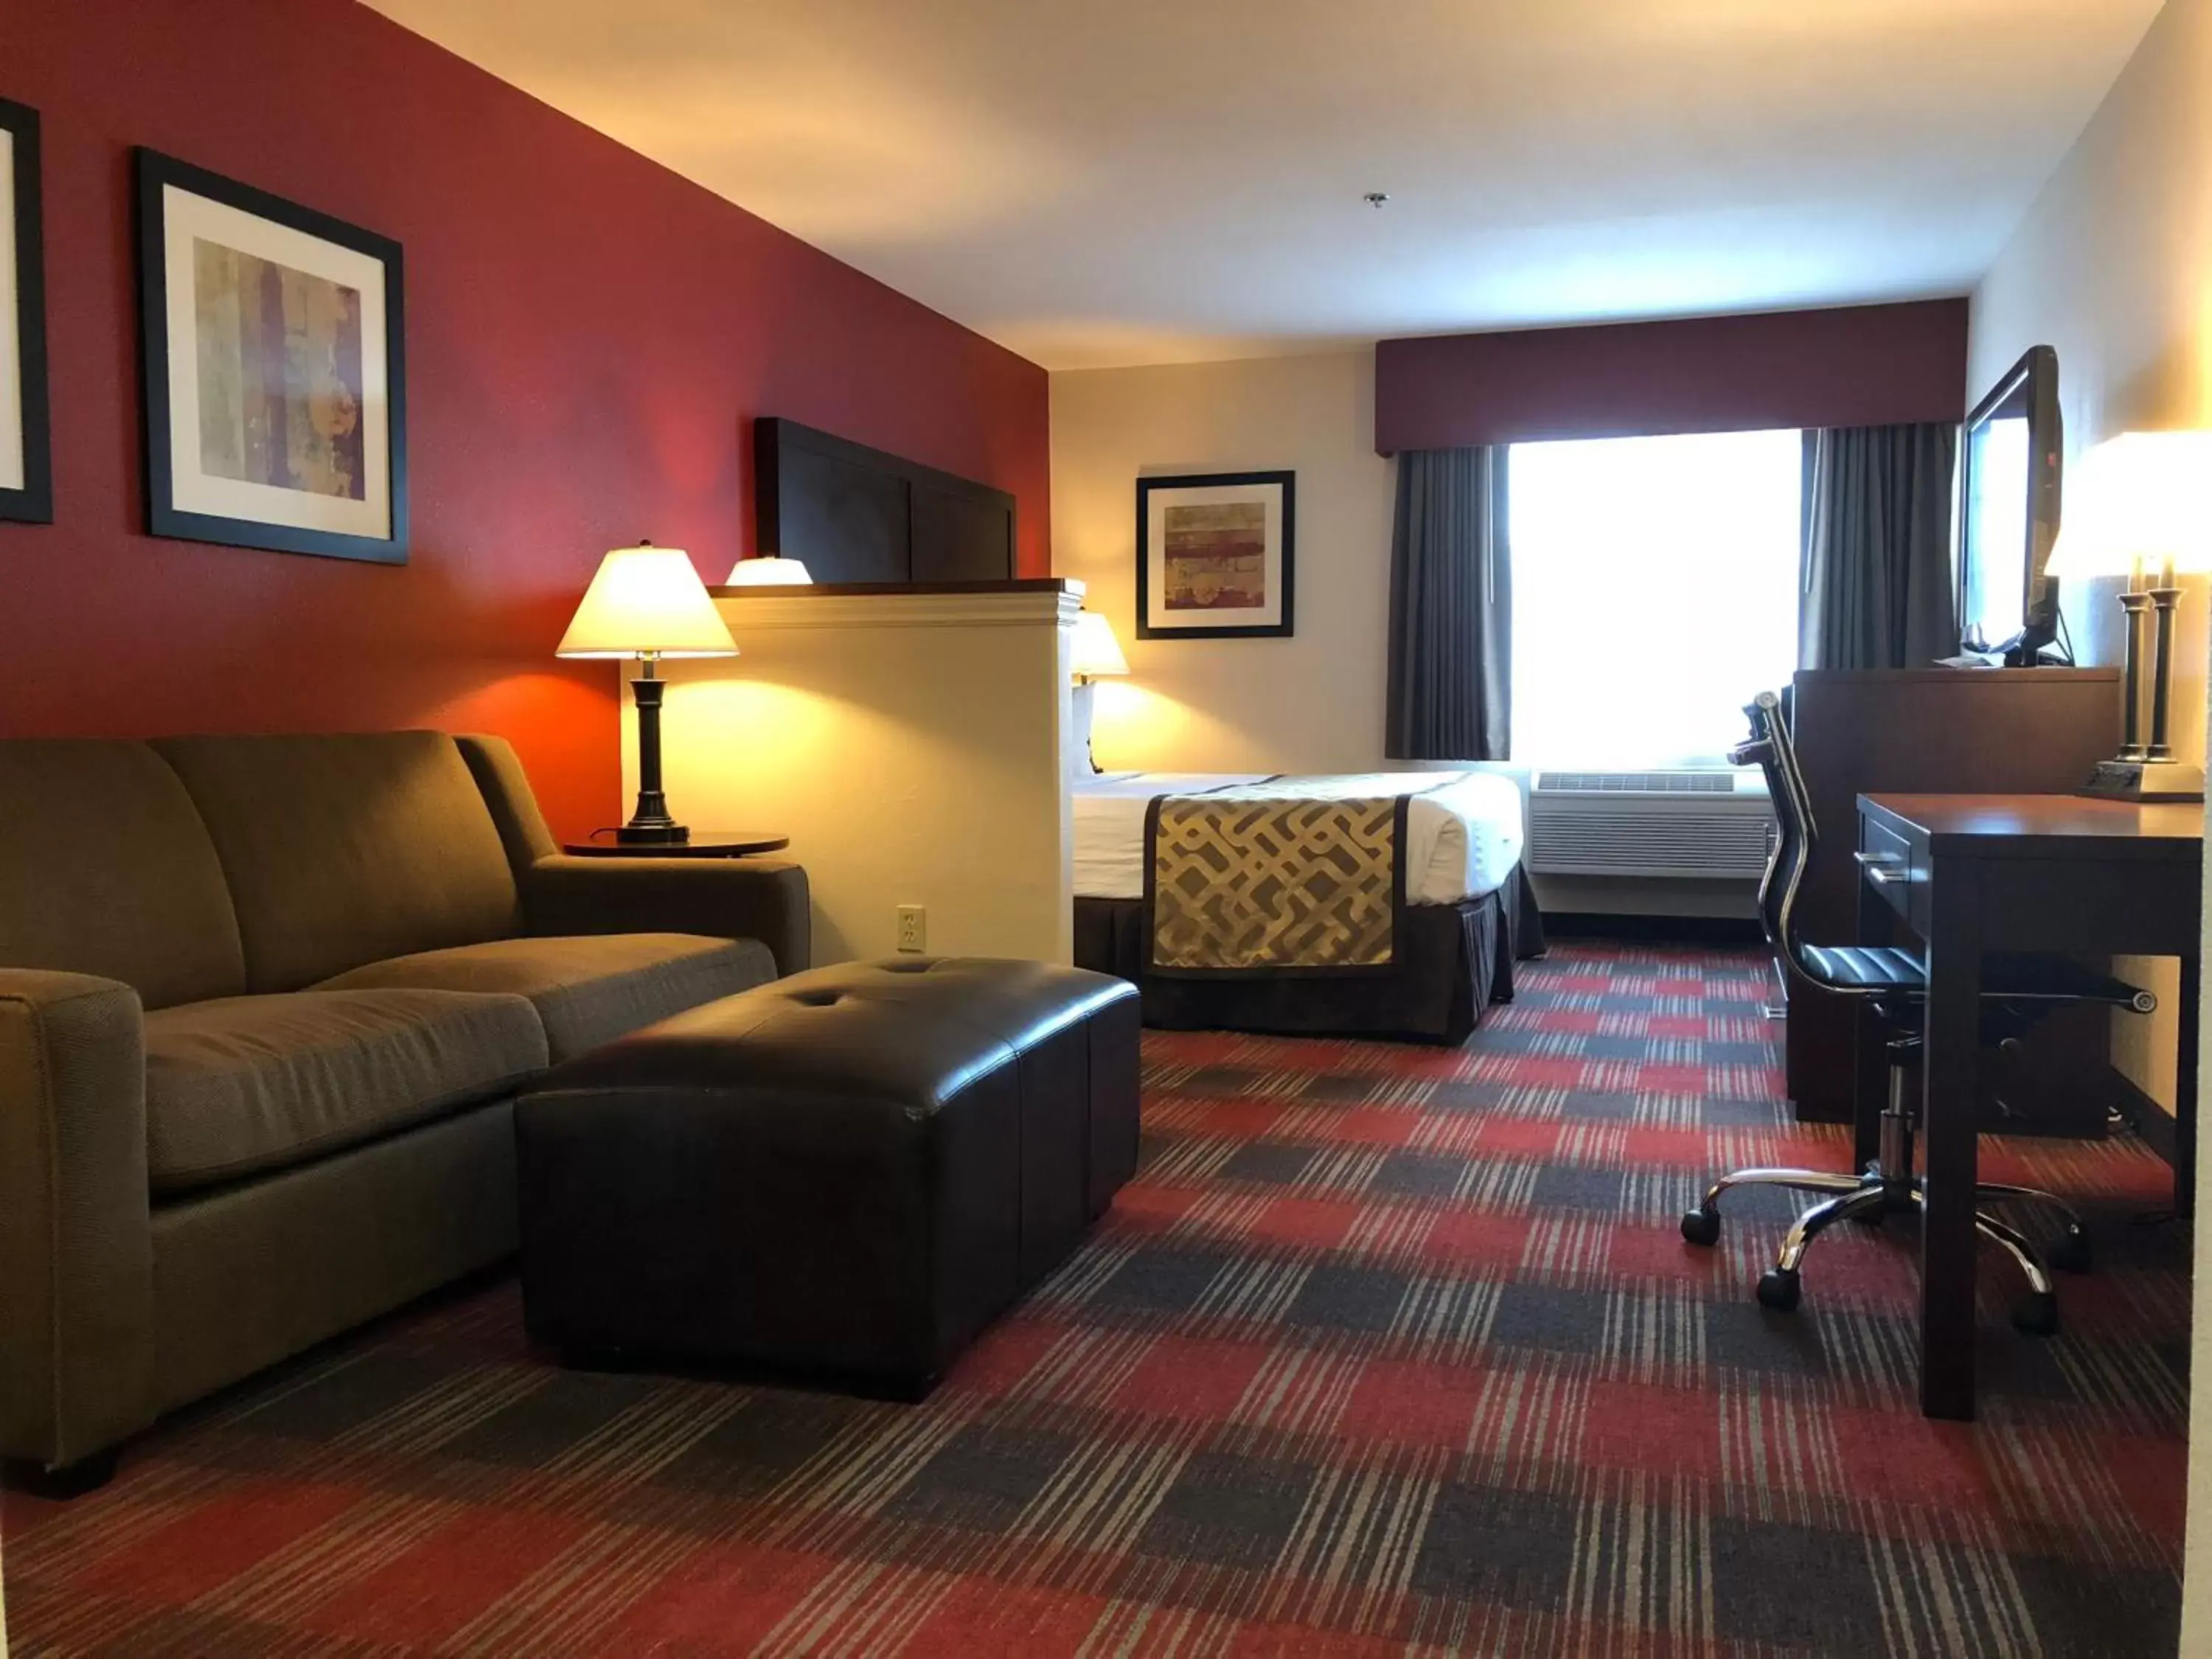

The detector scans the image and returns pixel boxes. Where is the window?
[1508,428,1803,768]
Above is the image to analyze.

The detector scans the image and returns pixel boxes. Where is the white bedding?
[1072,771,1526,905]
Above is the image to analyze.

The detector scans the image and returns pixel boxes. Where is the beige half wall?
[630,583,1082,967]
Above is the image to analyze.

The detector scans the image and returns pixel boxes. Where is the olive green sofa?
[0,731,807,1488]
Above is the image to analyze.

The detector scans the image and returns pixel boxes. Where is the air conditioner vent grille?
[1526,800,1775,880]
[1536,771,1735,794]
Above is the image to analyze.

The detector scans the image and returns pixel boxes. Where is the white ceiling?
[366,0,2165,371]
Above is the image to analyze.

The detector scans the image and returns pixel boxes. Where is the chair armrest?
[521,856,811,975]
[0,970,157,1471]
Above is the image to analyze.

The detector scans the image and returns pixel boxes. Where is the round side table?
[562,832,790,858]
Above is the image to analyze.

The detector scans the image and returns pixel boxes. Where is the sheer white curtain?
[1508,429,1803,768]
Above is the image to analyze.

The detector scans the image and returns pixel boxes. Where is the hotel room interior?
[2,1,2210,1654]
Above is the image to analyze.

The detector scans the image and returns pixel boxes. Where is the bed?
[1070,771,1546,1043]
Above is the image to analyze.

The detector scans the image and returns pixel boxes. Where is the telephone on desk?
[1938,611,2065,671]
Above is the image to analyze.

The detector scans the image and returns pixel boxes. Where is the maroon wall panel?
[1374,299,1970,454]
[4,0,1048,840]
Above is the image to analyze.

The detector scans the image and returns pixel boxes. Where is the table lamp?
[1068,611,1130,774]
[557,542,738,844]
[1071,611,1131,683]
[2047,431,2212,801]
[725,554,813,585]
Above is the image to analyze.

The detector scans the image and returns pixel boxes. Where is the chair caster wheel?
[2048,1231,2092,1274]
[1680,1208,1720,1247]
[2013,1292,2060,1338]
[1756,1268,1801,1313]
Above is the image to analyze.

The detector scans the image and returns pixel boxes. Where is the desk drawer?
[1856,815,1923,930]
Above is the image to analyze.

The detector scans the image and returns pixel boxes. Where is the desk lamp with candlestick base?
[2047,432,2212,803]
[557,542,738,844]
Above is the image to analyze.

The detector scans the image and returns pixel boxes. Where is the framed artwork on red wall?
[135,149,408,563]
[0,97,52,525]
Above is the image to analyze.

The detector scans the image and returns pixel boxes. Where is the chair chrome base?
[1682,1043,2087,1335]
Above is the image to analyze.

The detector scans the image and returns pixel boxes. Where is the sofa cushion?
[315,933,776,1062]
[153,733,524,994]
[0,740,247,1009]
[144,989,548,1195]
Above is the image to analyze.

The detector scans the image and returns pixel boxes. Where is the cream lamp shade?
[557,543,738,658]
[1070,611,1130,680]
[725,554,814,586]
[2046,431,2212,584]
[2048,430,2212,801]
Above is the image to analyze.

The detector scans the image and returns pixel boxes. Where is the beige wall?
[1967,1,2212,1651]
[1048,347,1760,922]
[636,588,1079,967]
[1051,351,1398,774]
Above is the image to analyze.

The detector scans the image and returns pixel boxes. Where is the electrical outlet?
[896,905,926,953]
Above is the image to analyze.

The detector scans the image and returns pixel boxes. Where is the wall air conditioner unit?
[1526,770,1774,880]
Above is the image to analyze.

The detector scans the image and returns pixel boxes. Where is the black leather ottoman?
[513,957,1141,1394]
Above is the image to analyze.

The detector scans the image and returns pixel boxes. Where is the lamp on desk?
[2046,431,2212,802]
[557,542,738,844]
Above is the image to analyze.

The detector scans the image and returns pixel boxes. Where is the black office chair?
[1681,690,2155,1334]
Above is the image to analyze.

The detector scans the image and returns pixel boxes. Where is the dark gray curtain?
[1798,422,1958,669]
[1386,448,1511,759]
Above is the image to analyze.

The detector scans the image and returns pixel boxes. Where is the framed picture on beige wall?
[1136,469,1295,639]
[0,97,52,525]
[136,149,407,563]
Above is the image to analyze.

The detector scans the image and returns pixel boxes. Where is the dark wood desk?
[1790,670,2121,1124]
[1855,792,2202,1420]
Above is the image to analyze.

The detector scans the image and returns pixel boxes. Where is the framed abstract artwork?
[136,149,407,563]
[1135,469,1294,639]
[0,97,52,525]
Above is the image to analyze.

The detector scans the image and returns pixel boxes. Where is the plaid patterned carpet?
[1,944,2187,1658]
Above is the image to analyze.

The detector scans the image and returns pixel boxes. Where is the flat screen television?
[1958,345,2063,662]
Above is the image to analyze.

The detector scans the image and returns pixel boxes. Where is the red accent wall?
[5,0,1048,840]
[1374,299,1969,454]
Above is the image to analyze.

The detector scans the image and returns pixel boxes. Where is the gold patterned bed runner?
[1147,775,1453,974]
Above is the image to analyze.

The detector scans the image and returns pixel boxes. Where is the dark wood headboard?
[752,418,1015,584]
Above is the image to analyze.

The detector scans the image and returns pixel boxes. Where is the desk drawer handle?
[1854,851,1908,886]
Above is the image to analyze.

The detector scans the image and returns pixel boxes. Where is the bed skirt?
[1072,865,1548,1045]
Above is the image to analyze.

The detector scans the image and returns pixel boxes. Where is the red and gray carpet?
[1,945,2186,1657]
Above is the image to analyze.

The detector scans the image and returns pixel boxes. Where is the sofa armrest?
[521,856,811,975]
[0,970,157,1472]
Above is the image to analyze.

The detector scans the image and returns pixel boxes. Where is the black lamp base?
[622,667,690,845]
[2080,757,2205,804]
